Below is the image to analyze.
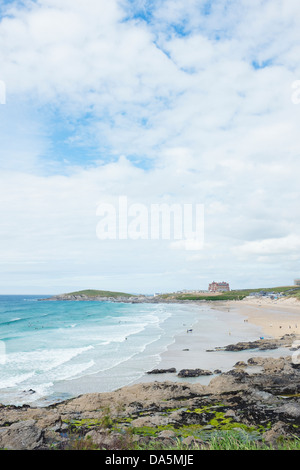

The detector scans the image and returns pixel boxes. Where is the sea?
[0,295,288,407]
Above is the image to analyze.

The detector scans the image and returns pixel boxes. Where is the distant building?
[209,281,230,293]
[295,280,300,286]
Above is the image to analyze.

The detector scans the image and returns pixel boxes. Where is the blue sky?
[0,0,300,294]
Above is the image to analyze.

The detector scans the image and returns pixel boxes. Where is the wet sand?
[139,303,270,386]
[139,297,300,386]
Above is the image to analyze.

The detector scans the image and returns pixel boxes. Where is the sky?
[0,0,300,294]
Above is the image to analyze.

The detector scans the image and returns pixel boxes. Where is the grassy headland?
[62,289,133,298]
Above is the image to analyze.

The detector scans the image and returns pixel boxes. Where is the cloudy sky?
[0,0,300,294]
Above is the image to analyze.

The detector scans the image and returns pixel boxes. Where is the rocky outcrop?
[0,420,44,450]
[178,369,213,378]
[42,294,137,303]
[208,334,298,352]
[1,351,300,450]
[147,368,177,374]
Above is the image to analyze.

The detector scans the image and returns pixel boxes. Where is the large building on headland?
[295,280,300,286]
[209,281,230,292]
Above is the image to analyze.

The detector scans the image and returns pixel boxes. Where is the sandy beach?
[225,297,300,338]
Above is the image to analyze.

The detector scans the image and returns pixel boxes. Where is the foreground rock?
[0,420,44,451]
[1,339,300,450]
[208,334,298,352]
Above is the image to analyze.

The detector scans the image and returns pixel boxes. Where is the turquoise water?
[0,296,285,407]
[0,296,203,406]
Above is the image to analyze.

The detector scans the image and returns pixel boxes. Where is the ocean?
[0,295,202,406]
[0,295,284,407]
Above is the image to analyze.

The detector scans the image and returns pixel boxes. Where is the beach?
[141,297,300,385]
[0,300,300,450]
[1,296,300,450]
[225,297,300,338]
[1,295,300,407]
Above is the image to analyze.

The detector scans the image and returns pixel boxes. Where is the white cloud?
[237,235,300,256]
[0,0,300,292]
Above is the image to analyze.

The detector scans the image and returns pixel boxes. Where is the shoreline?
[1,297,299,408]
[42,294,300,341]
[138,297,300,386]
[1,298,300,449]
[1,344,300,449]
